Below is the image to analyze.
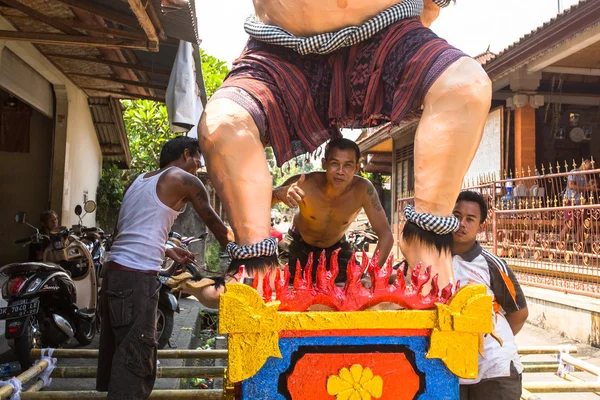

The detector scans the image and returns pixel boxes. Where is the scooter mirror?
[84,200,97,213]
[74,205,83,216]
[15,212,26,224]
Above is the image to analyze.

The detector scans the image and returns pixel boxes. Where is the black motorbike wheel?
[75,319,95,346]
[14,317,41,370]
[156,304,174,349]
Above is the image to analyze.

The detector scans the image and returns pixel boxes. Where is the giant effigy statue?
[197,0,492,292]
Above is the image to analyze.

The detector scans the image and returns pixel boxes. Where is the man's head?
[159,136,202,174]
[452,191,487,247]
[40,210,58,233]
[322,138,361,188]
[582,158,592,170]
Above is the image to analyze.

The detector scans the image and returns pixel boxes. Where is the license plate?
[0,298,40,320]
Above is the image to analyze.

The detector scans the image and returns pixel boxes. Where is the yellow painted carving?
[219,283,492,382]
[426,285,493,379]
[327,365,383,400]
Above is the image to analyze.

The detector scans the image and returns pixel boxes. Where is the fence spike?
[548,163,552,174]
[590,193,595,205]
[538,198,542,208]
[556,162,561,173]
[527,166,531,176]
[503,170,507,179]
[573,159,578,170]
[565,160,569,171]
[554,196,558,207]
[521,167,525,178]
[509,169,513,179]
[516,169,520,178]
[534,166,539,176]
[592,156,596,169]
[580,193,586,205]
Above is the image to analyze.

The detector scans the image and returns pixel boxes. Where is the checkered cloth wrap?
[404,204,460,235]
[244,0,428,55]
[226,237,278,259]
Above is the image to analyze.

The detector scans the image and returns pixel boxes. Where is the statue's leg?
[400,57,492,290]
[199,95,277,289]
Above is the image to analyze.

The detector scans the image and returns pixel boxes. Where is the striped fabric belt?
[244,0,452,55]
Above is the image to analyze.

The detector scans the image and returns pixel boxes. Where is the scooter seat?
[0,262,67,277]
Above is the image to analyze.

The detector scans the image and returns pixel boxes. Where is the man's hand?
[165,247,195,264]
[282,174,306,207]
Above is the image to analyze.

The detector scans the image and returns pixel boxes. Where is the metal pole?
[30,349,228,359]
[521,388,542,400]
[48,366,225,379]
[522,363,560,373]
[20,390,223,399]
[518,346,577,355]
[524,382,600,393]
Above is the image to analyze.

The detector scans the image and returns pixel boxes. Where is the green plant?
[205,242,221,272]
[96,163,125,230]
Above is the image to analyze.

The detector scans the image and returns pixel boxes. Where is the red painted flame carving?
[250,249,457,311]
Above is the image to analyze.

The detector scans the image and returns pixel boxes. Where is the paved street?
[0,296,206,392]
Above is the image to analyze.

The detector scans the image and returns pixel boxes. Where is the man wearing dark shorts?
[272,138,393,283]
[452,191,529,400]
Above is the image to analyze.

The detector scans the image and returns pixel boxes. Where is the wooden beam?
[53,0,141,30]
[80,86,164,102]
[0,0,81,35]
[69,22,146,41]
[44,52,171,76]
[0,30,150,50]
[126,0,159,51]
[3,16,147,41]
[70,73,167,90]
[145,0,168,41]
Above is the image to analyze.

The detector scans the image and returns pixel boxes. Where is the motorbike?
[0,201,99,369]
[349,222,379,252]
[155,231,207,348]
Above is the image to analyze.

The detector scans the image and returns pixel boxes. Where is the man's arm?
[362,181,393,267]
[505,307,528,336]
[179,172,233,247]
[486,253,529,335]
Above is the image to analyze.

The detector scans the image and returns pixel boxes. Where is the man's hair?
[324,138,361,163]
[40,210,57,223]
[457,190,488,223]
[159,136,200,168]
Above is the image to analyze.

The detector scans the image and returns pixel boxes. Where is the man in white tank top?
[97,136,234,400]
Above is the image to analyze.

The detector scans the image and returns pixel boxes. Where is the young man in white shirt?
[452,190,529,400]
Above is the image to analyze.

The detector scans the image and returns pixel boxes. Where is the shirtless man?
[199,0,491,292]
[272,138,393,282]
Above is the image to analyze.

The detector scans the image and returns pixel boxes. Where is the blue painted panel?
[241,335,458,400]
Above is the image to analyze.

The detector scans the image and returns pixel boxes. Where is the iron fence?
[397,165,600,297]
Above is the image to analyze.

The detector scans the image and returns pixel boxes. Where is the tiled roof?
[483,0,600,78]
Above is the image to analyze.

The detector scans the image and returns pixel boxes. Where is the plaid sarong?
[245,0,453,55]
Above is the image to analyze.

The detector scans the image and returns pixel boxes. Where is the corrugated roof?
[0,0,203,166]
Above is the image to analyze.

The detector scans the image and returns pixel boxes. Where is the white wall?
[61,86,102,228]
[464,106,504,184]
[0,16,102,229]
